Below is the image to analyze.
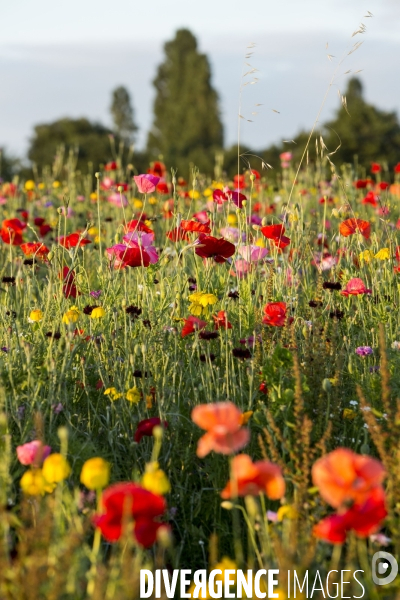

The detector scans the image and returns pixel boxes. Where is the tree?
[147,29,223,177]
[110,86,138,143]
[0,148,21,182]
[323,77,400,169]
[28,118,113,173]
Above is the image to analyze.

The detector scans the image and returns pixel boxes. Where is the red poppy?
[134,417,168,443]
[180,220,211,234]
[20,242,49,258]
[355,179,368,189]
[116,246,151,268]
[181,316,207,338]
[125,219,153,234]
[93,482,166,546]
[339,218,370,239]
[262,302,287,327]
[59,233,91,248]
[221,454,285,500]
[104,161,117,171]
[371,162,381,174]
[260,224,290,249]
[156,182,169,194]
[394,163,400,174]
[148,161,166,178]
[0,218,26,245]
[234,174,246,190]
[34,217,45,227]
[39,224,52,237]
[59,267,80,299]
[250,169,261,180]
[166,227,189,242]
[213,311,232,330]
[362,191,378,207]
[116,182,129,191]
[379,182,389,191]
[313,486,387,544]
[212,189,230,204]
[194,234,235,263]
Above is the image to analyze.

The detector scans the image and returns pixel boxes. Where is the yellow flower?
[255,237,266,248]
[133,198,143,209]
[188,189,200,199]
[149,196,158,205]
[42,453,71,484]
[80,457,110,490]
[62,306,80,325]
[126,387,141,404]
[38,182,45,190]
[104,387,123,401]
[227,213,238,226]
[141,462,171,495]
[52,180,61,188]
[359,250,374,263]
[20,469,47,495]
[375,248,390,261]
[88,226,99,236]
[188,292,218,316]
[203,187,212,197]
[212,181,224,190]
[343,408,356,420]
[277,505,298,521]
[28,309,43,323]
[25,180,35,191]
[90,192,97,201]
[91,307,106,319]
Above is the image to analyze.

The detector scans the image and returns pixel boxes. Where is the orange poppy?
[339,218,370,239]
[191,402,250,457]
[312,448,385,509]
[221,454,285,500]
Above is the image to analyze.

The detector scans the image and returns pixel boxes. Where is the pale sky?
[1,0,400,158]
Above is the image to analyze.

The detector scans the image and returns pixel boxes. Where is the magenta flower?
[123,231,158,264]
[355,346,373,356]
[16,440,51,466]
[238,245,269,262]
[134,174,160,194]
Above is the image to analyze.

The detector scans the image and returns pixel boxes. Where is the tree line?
[2,29,400,181]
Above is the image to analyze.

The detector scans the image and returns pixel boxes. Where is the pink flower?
[238,245,269,262]
[341,278,372,297]
[220,227,245,243]
[134,174,160,194]
[231,259,252,278]
[107,192,128,207]
[101,177,115,190]
[123,231,158,264]
[16,440,51,466]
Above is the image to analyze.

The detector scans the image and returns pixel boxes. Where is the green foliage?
[0,148,21,181]
[324,77,400,169]
[27,117,114,174]
[110,86,138,143]
[147,29,223,178]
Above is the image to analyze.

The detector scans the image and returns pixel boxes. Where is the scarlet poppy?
[260,224,290,249]
[166,227,189,242]
[20,242,49,258]
[59,233,91,248]
[394,163,400,174]
[104,161,117,171]
[148,161,166,178]
[233,174,246,189]
[191,401,250,457]
[0,218,26,246]
[181,316,207,338]
[59,267,79,299]
[180,220,211,234]
[92,482,167,546]
[221,454,285,500]
[339,218,370,239]
[134,417,168,443]
[213,311,232,330]
[355,179,368,189]
[362,191,378,206]
[109,245,151,269]
[125,219,153,235]
[194,234,235,263]
[156,182,169,194]
[371,162,381,174]
[262,302,287,327]
[379,181,390,191]
[313,486,387,544]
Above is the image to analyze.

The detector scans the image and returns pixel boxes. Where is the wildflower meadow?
[1,143,400,599]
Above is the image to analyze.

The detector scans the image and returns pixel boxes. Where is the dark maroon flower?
[134,418,168,443]
[323,282,342,291]
[199,331,219,341]
[232,348,252,360]
[195,234,235,263]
